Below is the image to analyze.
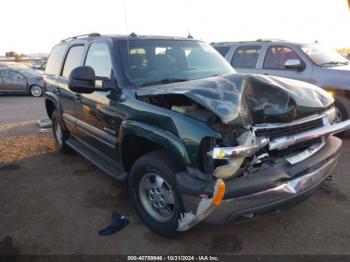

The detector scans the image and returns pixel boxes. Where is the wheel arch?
[119,120,190,173]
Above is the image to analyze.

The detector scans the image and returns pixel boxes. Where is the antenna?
[187,30,193,39]
[122,0,131,65]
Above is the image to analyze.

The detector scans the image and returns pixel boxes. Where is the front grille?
[270,138,323,156]
[255,117,324,140]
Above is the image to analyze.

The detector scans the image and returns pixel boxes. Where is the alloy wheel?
[139,173,176,222]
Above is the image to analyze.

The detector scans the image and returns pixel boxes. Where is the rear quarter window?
[45,44,67,76]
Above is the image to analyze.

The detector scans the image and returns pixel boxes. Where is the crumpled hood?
[136,74,334,126]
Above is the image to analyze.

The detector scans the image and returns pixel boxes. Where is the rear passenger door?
[56,44,85,130]
[259,45,312,82]
[230,45,261,74]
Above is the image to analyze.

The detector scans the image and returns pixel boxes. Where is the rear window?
[45,44,67,76]
[231,46,261,69]
[213,46,230,57]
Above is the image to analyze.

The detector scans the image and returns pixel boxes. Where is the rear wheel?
[128,150,184,237]
[30,85,43,97]
[334,95,350,136]
[52,110,71,153]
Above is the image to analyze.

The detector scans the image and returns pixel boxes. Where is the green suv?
[44,33,350,237]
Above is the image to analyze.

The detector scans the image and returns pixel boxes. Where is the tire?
[52,110,71,153]
[30,85,43,97]
[334,95,350,137]
[128,150,184,237]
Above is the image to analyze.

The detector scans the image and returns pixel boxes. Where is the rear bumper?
[177,136,342,229]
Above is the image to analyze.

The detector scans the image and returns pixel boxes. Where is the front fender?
[119,120,191,167]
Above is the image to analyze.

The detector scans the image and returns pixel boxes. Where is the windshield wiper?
[139,78,188,87]
[320,61,349,66]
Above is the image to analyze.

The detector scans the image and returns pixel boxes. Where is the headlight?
[326,91,334,98]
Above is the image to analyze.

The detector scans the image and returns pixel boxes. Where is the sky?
[0,0,349,55]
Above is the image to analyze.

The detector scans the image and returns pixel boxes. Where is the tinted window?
[231,46,261,68]
[264,46,300,69]
[45,44,67,75]
[85,43,112,78]
[214,46,230,57]
[62,45,85,78]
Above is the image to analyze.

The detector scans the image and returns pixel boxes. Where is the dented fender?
[119,120,191,168]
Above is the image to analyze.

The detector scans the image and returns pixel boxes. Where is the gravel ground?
[0,96,349,256]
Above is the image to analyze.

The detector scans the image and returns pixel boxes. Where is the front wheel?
[30,85,43,97]
[128,150,184,237]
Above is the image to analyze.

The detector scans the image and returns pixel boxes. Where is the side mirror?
[284,59,305,71]
[68,66,112,94]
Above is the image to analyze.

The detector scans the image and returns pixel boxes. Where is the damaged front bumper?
[177,134,342,231]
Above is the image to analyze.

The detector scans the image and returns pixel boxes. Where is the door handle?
[263,73,269,75]
[75,93,82,102]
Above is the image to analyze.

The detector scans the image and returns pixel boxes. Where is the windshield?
[118,39,234,86]
[302,45,349,66]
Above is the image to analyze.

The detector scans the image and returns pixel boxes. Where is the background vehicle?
[44,33,350,237]
[212,40,350,124]
[32,61,47,74]
[0,67,45,96]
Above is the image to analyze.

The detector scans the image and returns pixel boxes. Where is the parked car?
[0,67,45,96]
[44,33,350,237]
[212,40,350,124]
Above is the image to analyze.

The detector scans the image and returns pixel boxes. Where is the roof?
[211,39,310,46]
[60,32,198,43]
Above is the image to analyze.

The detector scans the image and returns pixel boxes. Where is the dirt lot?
[0,96,349,255]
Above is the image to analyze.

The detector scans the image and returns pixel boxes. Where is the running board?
[66,137,127,181]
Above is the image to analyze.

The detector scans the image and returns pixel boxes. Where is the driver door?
[74,41,123,164]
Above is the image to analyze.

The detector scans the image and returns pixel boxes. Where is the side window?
[263,46,300,69]
[214,46,230,57]
[231,46,261,68]
[61,45,85,78]
[14,72,25,82]
[45,44,67,76]
[6,70,17,81]
[84,43,112,78]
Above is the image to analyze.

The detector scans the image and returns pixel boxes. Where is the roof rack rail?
[256,38,286,42]
[61,33,101,42]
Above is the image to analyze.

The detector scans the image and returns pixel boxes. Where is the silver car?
[212,40,350,124]
[0,67,44,97]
